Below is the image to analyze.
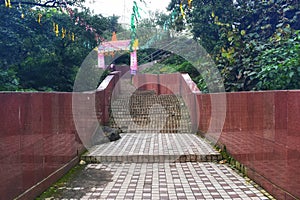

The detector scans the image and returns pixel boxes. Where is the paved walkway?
[74,162,268,200]
[79,132,271,200]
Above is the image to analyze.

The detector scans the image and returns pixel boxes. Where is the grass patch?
[36,163,86,199]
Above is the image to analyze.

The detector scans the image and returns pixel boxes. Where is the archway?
[97,32,138,75]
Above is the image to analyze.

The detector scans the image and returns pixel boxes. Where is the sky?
[84,0,171,24]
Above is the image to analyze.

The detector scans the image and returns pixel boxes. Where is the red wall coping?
[97,75,114,90]
[181,73,201,94]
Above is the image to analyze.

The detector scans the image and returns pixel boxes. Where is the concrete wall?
[133,73,300,200]
[0,72,120,200]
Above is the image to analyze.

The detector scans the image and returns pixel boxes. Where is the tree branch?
[11,0,67,8]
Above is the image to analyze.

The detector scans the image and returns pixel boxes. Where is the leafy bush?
[255,31,300,90]
[0,68,19,91]
[167,0,300,92]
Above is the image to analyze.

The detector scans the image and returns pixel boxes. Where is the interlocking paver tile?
[67,162,271,199]
[83,133,221,163]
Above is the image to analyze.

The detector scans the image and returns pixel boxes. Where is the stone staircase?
[82,78,221,163]
[110,89,192,133]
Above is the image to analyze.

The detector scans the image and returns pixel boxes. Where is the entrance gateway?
[97,32,138,75]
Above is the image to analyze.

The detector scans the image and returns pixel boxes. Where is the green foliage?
[138,11,169,29]
[0,68,19,91]
[141,63,177,74]
[255,32,300,90]
[0,3,112,92]
[108,15,122,33]
[167,0,300,92]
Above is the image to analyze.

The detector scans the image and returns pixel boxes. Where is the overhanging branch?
[10,0,67,8]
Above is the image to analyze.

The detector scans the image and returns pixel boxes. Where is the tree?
[0,2,113,91]
[9,0,84,8]
[167,0,300,91]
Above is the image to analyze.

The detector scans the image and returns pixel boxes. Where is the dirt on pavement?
[37,164,113,200]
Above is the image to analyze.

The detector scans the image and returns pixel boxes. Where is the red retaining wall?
[134,73,300,200]
[0,72,120,200]
[114,65,130,78]
[132,73,161,93]
[0,92,81,200]
[203,91,300,200]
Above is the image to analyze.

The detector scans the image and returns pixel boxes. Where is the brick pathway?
[62,162,270,200]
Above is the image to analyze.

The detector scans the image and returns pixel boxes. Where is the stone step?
[110,127,192,133]
[110,119,192,132]
[111,103,186,107]
[112,113,189,116]
[109,81,192,134]
[111,110,189,114]
[111,104,186,109]
[111,118,189,123]
[82,133,222,163]
[110,122,191,126]
[83,154,222,163]
[111,118,190,122]
[110,121,191,125]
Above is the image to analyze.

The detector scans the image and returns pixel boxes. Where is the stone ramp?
[82,133,222,163]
